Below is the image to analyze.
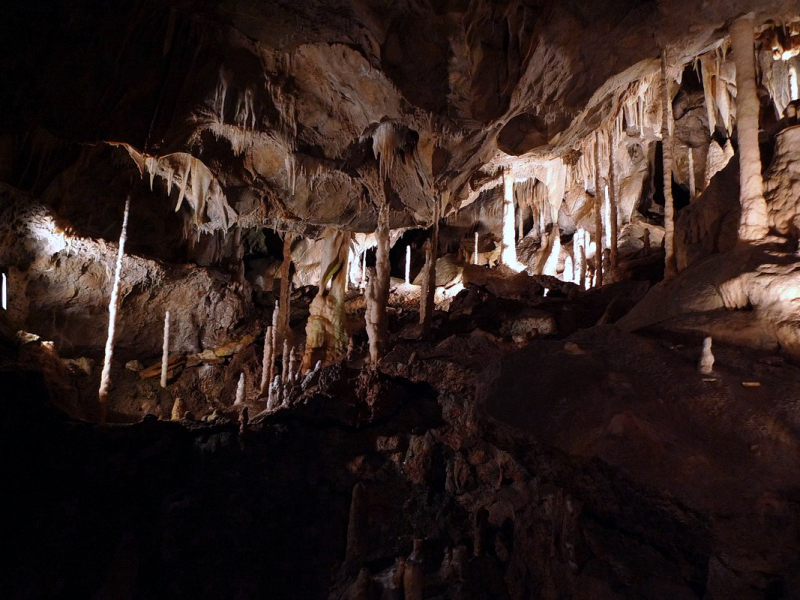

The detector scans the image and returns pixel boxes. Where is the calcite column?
[730,14,769,241]
[366,204,390,363]
[661,51,677,278]
[276,234,294,350]
[98,196,130,423]
[608,127,619,269]
[501,170,517,267]
[594,132,604,286]
[420,198,439,335]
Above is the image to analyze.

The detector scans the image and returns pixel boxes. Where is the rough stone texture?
[766,126,800,235]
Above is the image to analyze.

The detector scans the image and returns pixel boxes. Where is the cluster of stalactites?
[112,143,237,233]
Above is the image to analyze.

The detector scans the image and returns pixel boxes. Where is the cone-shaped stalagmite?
[730,14,769,241]
[661,50,677,278]
[98,196,131,423]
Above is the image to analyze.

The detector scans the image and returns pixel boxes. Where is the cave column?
[730,14,769,241]
[420,196,440,335]
[366,203,390,363]
[501,170,517,267]
[661,51,677,278]
[276,233,294,350]
[594,132,604,286]
[608,126,619,270]
[98,196,130,423]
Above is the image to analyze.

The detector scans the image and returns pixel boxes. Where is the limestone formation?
[730,14,769,242]
[662,52,677,279]
[366,204,391,362]
[699,336,715,375]
[160,310,170,389]
[98,196,130,423]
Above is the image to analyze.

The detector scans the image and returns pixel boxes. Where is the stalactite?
[608,126,619,270]
[98,196,130,423]
[473,231,479,265]
[688,146,696,201]
[366,203,391,363]
[260,325,274,397]
[700,54,718,134]
[160,310,170,389]
[420,198,439,335]
[501,170,518,267]
[661,51,677,278]
[594,131,604,287]
[731,14,769,242]
[234,372,245,405]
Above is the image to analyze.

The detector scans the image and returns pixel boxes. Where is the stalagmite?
[260,325,274,397]
[282,338,290,383]
[608,127,619,269]
[594,132,604,287]
[170,397,186,421]
[234,373,245,405]
[473,231,479,265]
[160,310,170,388]
[98,196,130,423]
[563,255,574,282]
[661,51,677,278]
[688,146,696,201]
[276,234,293,350]
[366,204,390,363]
[288,347,298,383]
[574,228,586,289]
[543,231,561,277]
[501,170,518,268]
[699,336,715,375]
[420,198,439,335]
[404,539,424,600]
[302,230,351,371]
[730,14,769,241]
[405,244,411,285]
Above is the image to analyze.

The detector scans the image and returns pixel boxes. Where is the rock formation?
[4,2,800,598]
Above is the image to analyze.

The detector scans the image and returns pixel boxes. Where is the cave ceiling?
[3,0,798,237]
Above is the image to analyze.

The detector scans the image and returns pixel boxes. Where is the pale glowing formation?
[501,171,525,272]
[1,272,6,310]
[405,245,411,285]
[790,65,799,101]
[161,310,170,389]
[98,197,130,423]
